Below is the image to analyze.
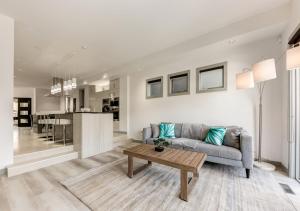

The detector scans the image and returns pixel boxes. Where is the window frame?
[167,70,190,97]
[196,62,227,94]
[146,76,163,99]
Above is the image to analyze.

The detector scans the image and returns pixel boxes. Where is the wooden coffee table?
[123,144,207,201]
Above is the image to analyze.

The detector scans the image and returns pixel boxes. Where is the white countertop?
[35,111,66,115]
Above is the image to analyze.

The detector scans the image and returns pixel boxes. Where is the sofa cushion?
[150,124,160,138]
[175,123,183,138]
[223,126,242,149]
[172,138,242,161]
[145,138,156,145]
[181,123,203,140]
[171,138,197,149]
[200,125,210,140]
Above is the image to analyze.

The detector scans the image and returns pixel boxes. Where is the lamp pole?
[258,83,265,162]
[254,82,275,171]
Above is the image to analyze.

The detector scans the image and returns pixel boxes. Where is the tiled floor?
[13,127,63,155]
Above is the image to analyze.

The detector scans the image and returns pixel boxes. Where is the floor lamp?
[252,58,277,171]
[236,58,277,171]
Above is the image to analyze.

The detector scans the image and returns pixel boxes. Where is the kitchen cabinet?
[73,113,113,158]
[109,79,119,90]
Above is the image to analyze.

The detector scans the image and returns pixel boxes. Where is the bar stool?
[38,114,52,141]
[53,116,71,145]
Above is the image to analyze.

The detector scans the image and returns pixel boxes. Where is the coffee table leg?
[148,160,152,165]
[193,171,199,178]
[128,156,133,178]
[180,169,188,201]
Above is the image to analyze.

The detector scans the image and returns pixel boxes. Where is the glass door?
[291,69,300,182]
[296,70,300,182]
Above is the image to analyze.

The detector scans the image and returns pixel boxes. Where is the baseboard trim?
[280,164,288,174]
[114,131,127,134]
[131,139,143,143]
[255,158,288,173]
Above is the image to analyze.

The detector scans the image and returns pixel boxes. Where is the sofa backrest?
[149,123,243,149]
[174,123,183,138]
[181,123,209,140]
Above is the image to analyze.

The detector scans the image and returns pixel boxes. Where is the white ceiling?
[0,0,290,87]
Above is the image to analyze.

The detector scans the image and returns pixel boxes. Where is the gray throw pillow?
[223,127,242,149]
[150,124,160,138]
[175,123,183,138]
[200,124,210,140]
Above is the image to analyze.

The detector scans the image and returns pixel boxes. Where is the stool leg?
[53,125,55,143]
[63,125,66,146]
[46,123,49,141]
[46,115,49,141]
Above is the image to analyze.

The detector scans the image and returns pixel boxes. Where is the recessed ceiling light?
[17,68,23,72]
[83,80,88,85]
[102,73,108,79]
[81,46,88,50]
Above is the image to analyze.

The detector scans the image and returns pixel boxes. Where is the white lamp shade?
[287,45,300,70]
[236,71,254,89]
[252,58,277,82]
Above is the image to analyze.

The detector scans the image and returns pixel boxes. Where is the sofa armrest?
[143,127,152,143]
[240,131,253,170]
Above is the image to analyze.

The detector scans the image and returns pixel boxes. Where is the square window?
[196,62,227,93]
[146,76,163,99]
[168,70,190,96]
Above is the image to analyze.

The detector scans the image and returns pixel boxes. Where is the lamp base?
[254,161,276,171]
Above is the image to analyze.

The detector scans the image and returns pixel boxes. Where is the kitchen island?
[36,111,73,144]
[73,112,113,158]
[36,111,113,158]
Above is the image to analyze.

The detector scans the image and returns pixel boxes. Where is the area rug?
[61,159,296,211]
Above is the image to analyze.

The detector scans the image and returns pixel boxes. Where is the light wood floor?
[1,142,300,211]
[14,127,127,155]
[13,127,63,155]
[0,144,133,211]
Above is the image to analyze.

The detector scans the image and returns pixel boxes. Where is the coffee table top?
[123,144,207,173]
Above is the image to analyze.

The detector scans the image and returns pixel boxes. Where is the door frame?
[17,97,32,127]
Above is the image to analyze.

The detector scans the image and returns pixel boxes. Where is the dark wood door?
[18,98,32,127]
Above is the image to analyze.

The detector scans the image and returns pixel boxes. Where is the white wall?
[35,88,60,112]
[280,0,300,169]
[14,87,36,113]
[0,14,14,170]
[128,37,283,162]
[119,75,129,132]
[14,87,61,113]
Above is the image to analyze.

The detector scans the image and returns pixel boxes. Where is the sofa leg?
[245,169,250,179]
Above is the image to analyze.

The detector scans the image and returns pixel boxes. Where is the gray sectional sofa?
[143,123,253,178]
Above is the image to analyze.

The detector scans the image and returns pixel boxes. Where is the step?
[113,135,131,147]
[7,151,78,177]
[14,145,74,164]
[113,134,128,143]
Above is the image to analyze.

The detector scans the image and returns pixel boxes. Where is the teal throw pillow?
[205,127,227,146]
[159,123,175,139]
